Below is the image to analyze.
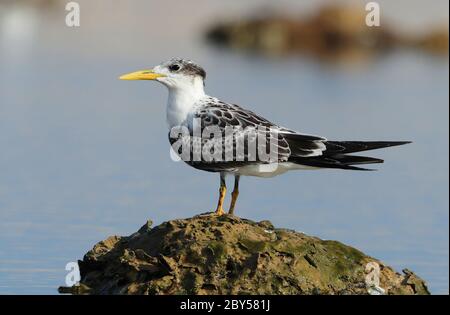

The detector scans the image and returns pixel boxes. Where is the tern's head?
[119,58,206,91]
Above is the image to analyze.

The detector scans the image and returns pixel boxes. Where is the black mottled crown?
[164,58,206,80]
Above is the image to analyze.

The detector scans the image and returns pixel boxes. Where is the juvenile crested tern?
[120,58,410,216]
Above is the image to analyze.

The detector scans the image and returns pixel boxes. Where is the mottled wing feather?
[191,103,288,164]
[193,100,326,163]
[168,98,328,172]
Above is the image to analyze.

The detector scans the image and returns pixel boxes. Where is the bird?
[119,58,410,216]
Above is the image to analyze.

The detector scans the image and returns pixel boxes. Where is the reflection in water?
[0,0,448,294]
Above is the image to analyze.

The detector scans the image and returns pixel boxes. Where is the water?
[0,0,448,294]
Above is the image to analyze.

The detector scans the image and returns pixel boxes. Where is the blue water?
[0,0,448,294]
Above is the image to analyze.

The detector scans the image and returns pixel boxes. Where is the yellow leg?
[214,173,226,215]
[215,186,226,215]
[228,175,240,215]
[228,189,239,215]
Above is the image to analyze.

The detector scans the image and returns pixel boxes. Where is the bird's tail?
[290,140,411,171]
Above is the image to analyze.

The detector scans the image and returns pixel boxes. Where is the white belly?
[234,162,318,178]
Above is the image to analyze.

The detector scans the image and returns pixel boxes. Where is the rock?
[205,4,448,61]
[58,214,429,295]
[414,28,450,55]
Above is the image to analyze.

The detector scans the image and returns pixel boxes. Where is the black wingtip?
[325,140,412,155]
[371,141,412,148]
[394,141,412,145]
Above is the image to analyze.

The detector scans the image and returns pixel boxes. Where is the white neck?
[166,77,206,128]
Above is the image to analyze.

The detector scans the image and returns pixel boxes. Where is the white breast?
[166,77,206,128]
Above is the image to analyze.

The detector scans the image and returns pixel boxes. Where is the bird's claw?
[214,207,226,216]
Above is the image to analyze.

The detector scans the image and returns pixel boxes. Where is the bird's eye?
[169,64,181,72]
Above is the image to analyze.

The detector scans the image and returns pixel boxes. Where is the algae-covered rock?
[58,214,429,295]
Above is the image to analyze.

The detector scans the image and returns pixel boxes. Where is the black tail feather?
[292,154,383,171]
[288,140,410,170]
[332,154,384,165]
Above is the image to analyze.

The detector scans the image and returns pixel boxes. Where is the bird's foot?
[214,206,226,216]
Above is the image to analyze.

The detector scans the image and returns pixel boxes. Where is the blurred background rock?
[0,0,448,294]
[206,4,448,63]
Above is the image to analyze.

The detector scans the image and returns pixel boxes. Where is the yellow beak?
[119,69,165,80]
